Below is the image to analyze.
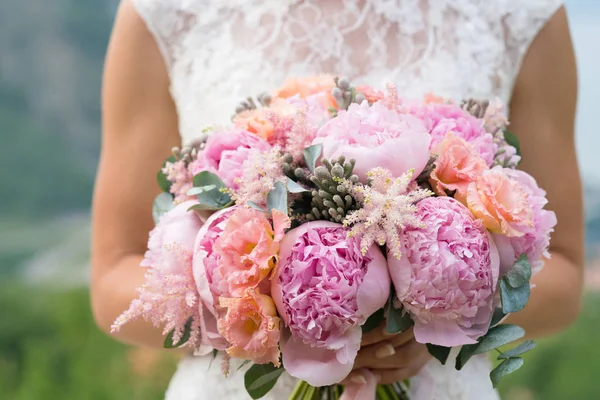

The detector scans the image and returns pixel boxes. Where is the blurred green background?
[1,1,599,399]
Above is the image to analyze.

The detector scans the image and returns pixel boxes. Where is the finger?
[354,339,423,370]
[371,349,432,384]
[361,324,413,346]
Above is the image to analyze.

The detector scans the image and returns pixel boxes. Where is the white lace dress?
[131,1,563,399]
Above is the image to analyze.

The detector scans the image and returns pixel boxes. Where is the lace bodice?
[131,0,563,398]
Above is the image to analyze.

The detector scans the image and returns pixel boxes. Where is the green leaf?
[164,318,193,349]
[303,144,323,173]
[503,130,521,157]
[500,278,531,313]
[192,171,232,210]
[157,155,177,193]
[286,178,309,193]
[186,185,217,196]
[362,308,384,333]
[385,297,413,334]
[247,201,266,211]
[490,357,524,388]
[237,359,252,371]
[267,181,288,214]
[244,363,285,399]
[490,308,507,327]
[498,340,536,359]
[427,344,452,365]
[152,192,175,224]
[505,254,531,288]
[456,324,525,370]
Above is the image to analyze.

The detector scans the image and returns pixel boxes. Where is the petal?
[271,209,291,241]
[413,319,477,347]
[356,244,390,322]
[387,248,412,300]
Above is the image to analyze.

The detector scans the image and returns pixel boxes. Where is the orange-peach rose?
[217,290,281,366]
[273,75,336,99]
[429,133,488,200]
[466,168,534,237]
[355,85,385,103]
[233,98,296,142]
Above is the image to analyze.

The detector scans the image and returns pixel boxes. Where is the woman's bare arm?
[506,7,584,337]
[91,0,181,348]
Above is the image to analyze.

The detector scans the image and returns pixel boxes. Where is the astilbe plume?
[284,106,315,163]
[163,157,194,204]
[231,147,287,206]
[343,168,433,258]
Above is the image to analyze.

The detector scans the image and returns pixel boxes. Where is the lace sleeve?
[502,0,564,95]
[131,0,194,74]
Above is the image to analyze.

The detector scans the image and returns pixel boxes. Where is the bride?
[91,1,584,398]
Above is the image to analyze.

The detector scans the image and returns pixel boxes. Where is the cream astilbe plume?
[343,168,433,259]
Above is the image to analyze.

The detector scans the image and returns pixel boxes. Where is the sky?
[566,1,600,182]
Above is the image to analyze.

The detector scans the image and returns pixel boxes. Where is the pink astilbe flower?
[492,168,557,275]
[283,105,317,163]
[343,168,433,259]
[389,197,500,347]
[483,97,508,134]
[111,201,204,349]
[271,221,390,386]
[163,158,194,204]
[231,147,287,207]
[218,289,281,366]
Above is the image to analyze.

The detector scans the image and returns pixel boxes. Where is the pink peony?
[411,103,496,166]
[190,129,271,189]
[271,221,390,386]
[313,101,431,182]
[193,207,290,351]
[111,201,204,349]
[388,197,500,347]
[466,168,534,237]
[217,289,281,366]
[492,168,557,275]
[429,132,488,200]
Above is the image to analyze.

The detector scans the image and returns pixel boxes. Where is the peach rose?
[233,98,296,143]
[355,85,384,103]
[423,93,448,104]
[429,133,488,200]
[217,290,281,366]
[466,168,534,237]
[214,208,290,297]
[273,75,336,99]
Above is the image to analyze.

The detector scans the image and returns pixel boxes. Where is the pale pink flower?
[217,289,281,366]
[313,101,431,182]
[483,97,508,134]
[271,222,390,386]
[389,197,500,346]
[343,168,433,259]
[492,169,557,275]
[429,133,489,201]
[190,129,271,189]
[410,102,497,166]
[111,201,204,349]
[466,168,534,237]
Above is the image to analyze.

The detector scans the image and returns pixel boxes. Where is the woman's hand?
[345,326,431,385]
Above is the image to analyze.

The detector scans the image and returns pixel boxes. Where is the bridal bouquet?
[112,75,556,399]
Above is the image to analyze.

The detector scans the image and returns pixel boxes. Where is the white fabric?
[131,0,563,398]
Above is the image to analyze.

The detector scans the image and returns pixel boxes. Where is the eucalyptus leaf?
[237,359,252,371]
[490,308,507,327]
[192,171,232,210]
[152,192,175,224]
[426,344,452,365]
[244,363,284,399]
[267,181,288,214]
[247,201,266,211]
[503,130,521,157]
[500,278,530,313]
[456,324,525,369]
[157,155,177,193]
[303,144,323,173]
[505,254,531,288]
[385,297,413,334]
[490,357,524,388]
[498,340,536,360]
[287,178,309,193]
[362,308,384,333]
[164,318,193,349]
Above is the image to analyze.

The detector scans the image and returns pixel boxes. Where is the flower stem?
[303,384,317,400]
[289,381,308,400]
[376,385,391,400]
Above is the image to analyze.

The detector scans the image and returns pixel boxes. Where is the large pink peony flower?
[492,168,557,275]
[112,201,205,349]
[411,102,496,166]
[388,197,500,347]
[190,129,271,189]
[313,101,431,182]
[271,221,390,386]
